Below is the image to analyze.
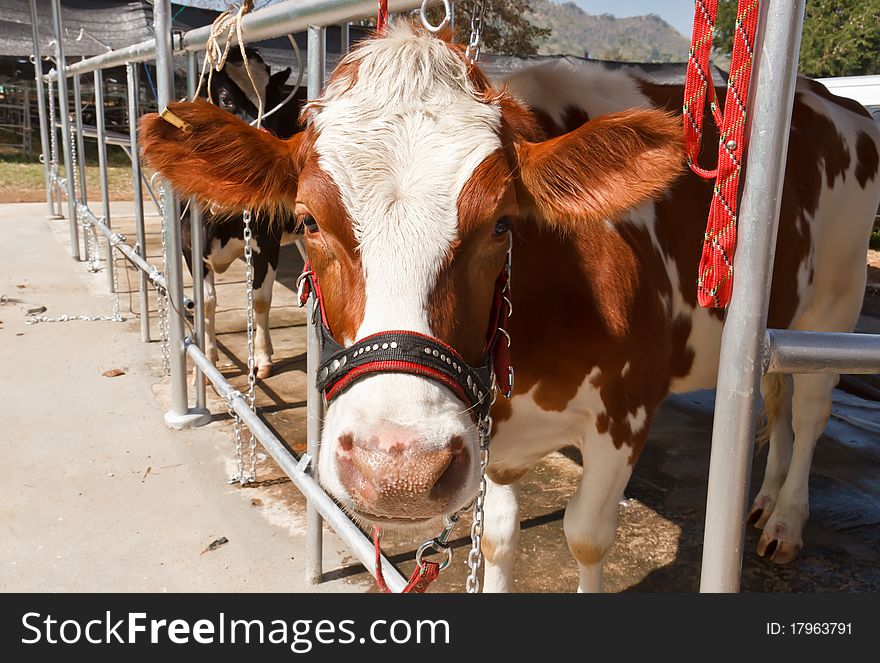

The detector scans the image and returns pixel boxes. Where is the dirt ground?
[4,199,880,593]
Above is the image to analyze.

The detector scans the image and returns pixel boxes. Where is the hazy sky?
[178,1,696,38]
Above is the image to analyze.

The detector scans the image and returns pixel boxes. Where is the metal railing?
[32,0,415,593]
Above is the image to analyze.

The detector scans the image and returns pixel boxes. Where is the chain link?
[244,209,258,483]
[47,78,59,190]
[156,180,171,376]
[228,209,258,485]
[465,0,486,63]
[465,416,490,593]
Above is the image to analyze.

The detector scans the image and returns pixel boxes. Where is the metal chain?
[110,231,123,321]
[68,120,80,207]
[47,78,59,185]
[227,209,258,485]
[465,0,486,63]
[225,389,248,485]
[243,208,258,483]
[465,416,490,593]
[156,179,171,376]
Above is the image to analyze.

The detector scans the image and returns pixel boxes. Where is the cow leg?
[757,372,836,564]
[748,374,794,529]
[203,268,219,366]
[252,273,275,379]
[564,433,634,592]
[480,477,520,593]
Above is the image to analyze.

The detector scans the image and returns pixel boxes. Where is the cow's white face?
[303,27,506,526]
[140,21,684,530]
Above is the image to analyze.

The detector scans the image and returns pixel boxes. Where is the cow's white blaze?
[308,24,503,521]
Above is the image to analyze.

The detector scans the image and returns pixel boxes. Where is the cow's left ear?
[515,109,684,229]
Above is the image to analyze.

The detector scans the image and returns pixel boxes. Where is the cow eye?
[300,214,319,233]
[494,217,511,236]
[218,90,234,110]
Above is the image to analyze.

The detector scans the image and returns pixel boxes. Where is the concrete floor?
[2,200,879,593]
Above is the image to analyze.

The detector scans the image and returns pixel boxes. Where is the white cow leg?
[757,372,836,564]
[252,264,275,379]
[204,268,219,364]
[480,477,520,593]
[748,374,794,529]
[564,434,633,593]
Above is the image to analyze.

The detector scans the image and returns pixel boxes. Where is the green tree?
[714,0,880,77]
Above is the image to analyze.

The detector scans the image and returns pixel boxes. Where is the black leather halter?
[296,245,513,423]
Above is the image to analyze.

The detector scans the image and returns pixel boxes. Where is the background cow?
[141,23,880,592]
[181,48,302,378]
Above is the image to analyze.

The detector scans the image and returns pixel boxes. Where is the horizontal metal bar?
[49,0,423,80]
[185,341,408,593]
[56,121,130,147]
[182,0,420,52]
[764,329,880,374]
[80,204,195,312]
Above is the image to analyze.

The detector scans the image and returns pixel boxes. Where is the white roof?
[816,74,880,108]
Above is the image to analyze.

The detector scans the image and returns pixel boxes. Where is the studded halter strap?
[296,246,513,422]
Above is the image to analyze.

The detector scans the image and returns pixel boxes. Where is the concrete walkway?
[0,202,363,592]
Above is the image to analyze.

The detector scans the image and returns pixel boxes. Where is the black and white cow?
[181,48,302,378]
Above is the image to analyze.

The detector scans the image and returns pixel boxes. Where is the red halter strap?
[683,0,761,308]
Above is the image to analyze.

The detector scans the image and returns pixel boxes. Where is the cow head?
[140,23,682,529]
[207,47,297,138]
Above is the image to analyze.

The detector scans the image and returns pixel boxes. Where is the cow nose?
[337,433,469,519]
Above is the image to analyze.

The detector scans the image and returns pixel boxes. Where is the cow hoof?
[757,526,802,564]
[747,496,775,529]
[256,363,273,379]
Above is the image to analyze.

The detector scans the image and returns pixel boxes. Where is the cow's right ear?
[139,99,304,212]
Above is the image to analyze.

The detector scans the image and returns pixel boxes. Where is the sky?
[177,0,696,38]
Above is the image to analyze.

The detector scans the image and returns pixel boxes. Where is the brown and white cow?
[140,23,880,592]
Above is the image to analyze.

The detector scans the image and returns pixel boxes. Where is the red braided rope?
[377,0,389,33]
[684,0,761,308]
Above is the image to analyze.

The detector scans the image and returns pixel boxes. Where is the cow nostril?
[338,433,354,451]
[429,446,470,502]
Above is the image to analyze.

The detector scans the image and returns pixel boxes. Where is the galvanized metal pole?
[49,0,80,260]
[305,24,327,585]
[28,0,58,219]
[699,0,806,593]
[72,73,90,262]
[341,22,350,54]
[72,74,88,205]
[127,63,151,343]
[94,68,114,292]
[186,51,207,412]
[155,0,210,429]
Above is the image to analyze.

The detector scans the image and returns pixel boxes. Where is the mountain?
[529,0,690,62]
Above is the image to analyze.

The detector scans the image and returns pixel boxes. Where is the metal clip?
[160,107,191,133]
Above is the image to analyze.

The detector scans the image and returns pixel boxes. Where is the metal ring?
[416,539,453,571]
[420,0,451,33]
[498,327,512,348]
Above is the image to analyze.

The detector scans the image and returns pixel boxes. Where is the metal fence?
[28,0,880,594]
